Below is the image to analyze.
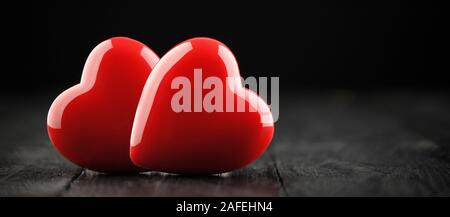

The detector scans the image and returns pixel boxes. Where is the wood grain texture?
[273,90,450,196]
[0,91,449,196]
[62,151,281,197]
[0,94,81,196]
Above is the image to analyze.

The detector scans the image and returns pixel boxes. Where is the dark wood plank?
[1,91,450,196]
[62,151,281,197]
[0,94,282,196]
[0,94,81,196]
[273,91,450,196]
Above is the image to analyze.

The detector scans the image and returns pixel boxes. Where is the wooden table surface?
[1,90,449,197]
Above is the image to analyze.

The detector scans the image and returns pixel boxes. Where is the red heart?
[47,37,159,173]
[130,37,274,174]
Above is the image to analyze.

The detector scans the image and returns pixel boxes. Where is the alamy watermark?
[170,69,279,123]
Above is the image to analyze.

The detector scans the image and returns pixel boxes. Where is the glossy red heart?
[47,37,159,173]
[130,37,274,174]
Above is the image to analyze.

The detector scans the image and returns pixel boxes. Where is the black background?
[2,1,448,93]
